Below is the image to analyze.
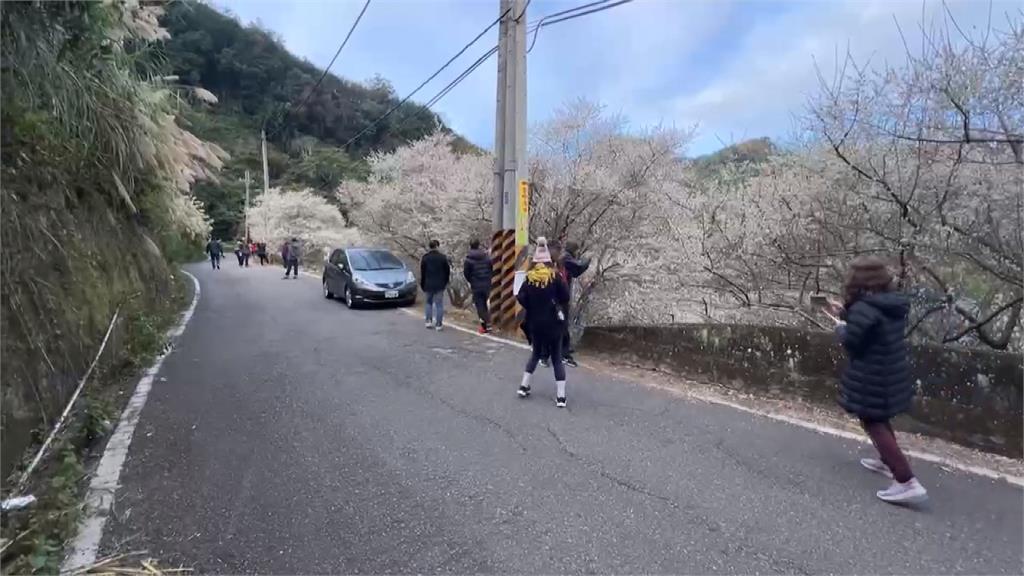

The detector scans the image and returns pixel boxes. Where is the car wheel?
[323,280,334,299]
[345,286,355,309]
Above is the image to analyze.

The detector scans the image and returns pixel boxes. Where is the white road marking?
[398,307,532,350]
[395,305,1023,488]
[61,270,202,574]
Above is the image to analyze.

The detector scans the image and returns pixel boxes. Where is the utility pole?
[489,0,528,331]
[244,170,251,242]
[261,129,271,197]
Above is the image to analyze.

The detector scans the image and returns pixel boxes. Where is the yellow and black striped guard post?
[489,229,517,331]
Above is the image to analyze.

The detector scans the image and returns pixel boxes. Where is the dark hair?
[843,255,893,306]
[429,239,440,249]
[564,240,580,256]
[469,239,480,250]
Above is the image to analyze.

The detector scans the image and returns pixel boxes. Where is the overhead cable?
[266,0,371,139]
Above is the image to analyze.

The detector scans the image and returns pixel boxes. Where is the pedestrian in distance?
[234,241,245,267]
[516,237,571,408]
[241,240,251,267]
[257,242,268,266]
[820,255,927,505]
[557,240,591,367]
[282,237,301,279]
[463,239,494,334]
[205,237,223,270]
[420,240,450,331]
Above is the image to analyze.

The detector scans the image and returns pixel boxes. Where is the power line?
[340,5,514,150]
[425,45,499,109]
[425,0,633,111]
[528,0,634,52]
[266,0,371,139]
[348,0,635,150]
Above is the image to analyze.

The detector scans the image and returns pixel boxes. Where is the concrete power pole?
[261,129,271,197]
[244,170,251,242]
[489,0,528,331]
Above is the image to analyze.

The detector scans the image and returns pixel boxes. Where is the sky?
[215,0,1018,156]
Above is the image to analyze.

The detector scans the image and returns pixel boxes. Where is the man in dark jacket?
[557,240,591,367]
[205,238,223,270]
[463,239,494,333]
[282,237,301,279]
[420,240,451,331]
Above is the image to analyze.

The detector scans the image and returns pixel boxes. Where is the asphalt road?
[100,262,1024,574]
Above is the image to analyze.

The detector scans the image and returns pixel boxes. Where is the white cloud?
[667,0,1018,153]
[215,0,1020,155]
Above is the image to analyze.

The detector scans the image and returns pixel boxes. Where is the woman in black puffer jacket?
[826,256,927,505]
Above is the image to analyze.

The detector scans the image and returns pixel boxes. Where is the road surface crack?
[409,382,529,454]
[545,425,677,508]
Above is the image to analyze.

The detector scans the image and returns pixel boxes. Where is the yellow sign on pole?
[516,179,529,247]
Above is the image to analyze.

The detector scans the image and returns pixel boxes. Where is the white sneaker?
[555,396,567,408]
[876,478,928,504]
[435,324,443,332]
[860,458,894,479]
[425,321,433,329]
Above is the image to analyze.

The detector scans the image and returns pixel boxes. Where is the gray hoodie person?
[283,237,302,278]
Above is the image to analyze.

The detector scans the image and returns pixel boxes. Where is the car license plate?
[385,290,399,299]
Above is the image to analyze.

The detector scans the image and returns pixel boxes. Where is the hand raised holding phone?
[810,294,844,325]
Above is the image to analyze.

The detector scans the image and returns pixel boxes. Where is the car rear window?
[348,250,404,271]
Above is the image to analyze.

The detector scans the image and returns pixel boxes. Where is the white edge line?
[395,305,1024,488]
[61,270,202,574]
[398,307,531,350]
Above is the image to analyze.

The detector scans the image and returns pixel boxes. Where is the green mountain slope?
[159,1,469,238]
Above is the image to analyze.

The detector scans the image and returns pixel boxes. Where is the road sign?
[516,179,529,246]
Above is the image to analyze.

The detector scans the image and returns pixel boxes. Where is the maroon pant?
[861,419,914,483]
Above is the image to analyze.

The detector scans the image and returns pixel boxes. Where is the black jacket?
[420,249,451,293]
[836,292,913,421]
[560,253,591,292]
[516,267,570,340]
[462,249,493,293]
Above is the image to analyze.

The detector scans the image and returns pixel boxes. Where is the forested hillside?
[158,1,472,238]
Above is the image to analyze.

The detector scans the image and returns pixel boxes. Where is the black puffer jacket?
[462,249,493,293]
[836,292,913,421]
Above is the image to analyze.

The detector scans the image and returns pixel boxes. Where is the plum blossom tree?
[247,187,361,263]
[339,132,492,306]
[689,10,1023,349]
[528,99,694,332]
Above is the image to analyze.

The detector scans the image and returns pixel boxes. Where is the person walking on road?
[516,238,571,408]
[822,255,927,505]
[256,242,268,266]
[557,240,591,367]
[420,240,450,331]
[463,239,494,334]
[234,241,245,267]
[205,237,223,270]
[241,241,251,267]
[282,237,301,279]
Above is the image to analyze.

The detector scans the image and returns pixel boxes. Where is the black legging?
[525,333,565,381]
[472,290,490,327]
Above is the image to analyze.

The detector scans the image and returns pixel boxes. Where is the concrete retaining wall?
[580,324,1023,458]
